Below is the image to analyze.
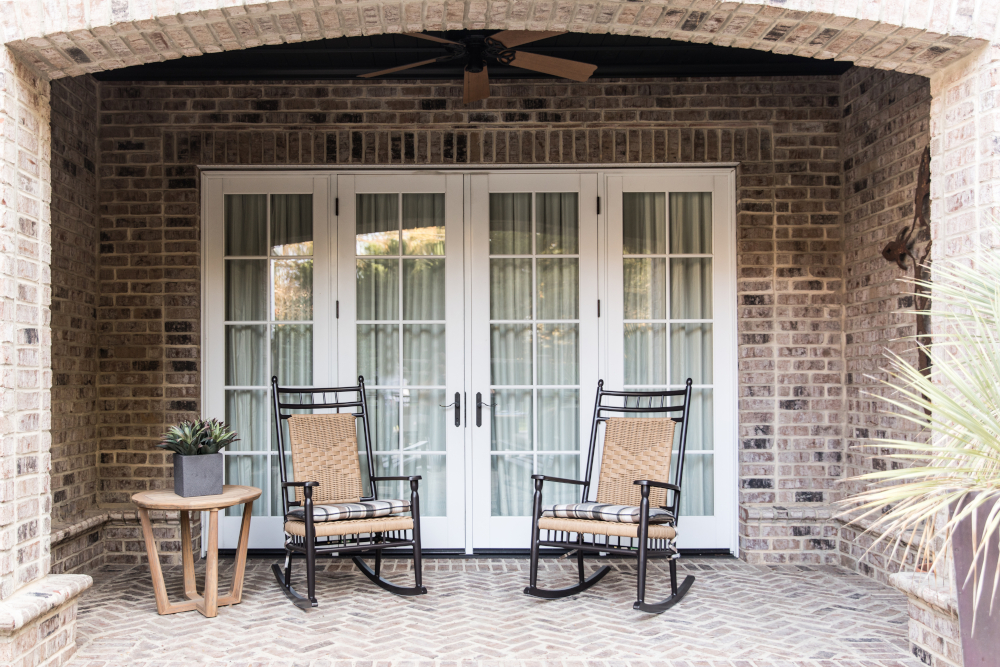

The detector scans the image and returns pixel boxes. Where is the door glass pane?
[357,194,399,255]
[403,324,446,386]
[670,258,712,319]
[491,389,532,451]
[624,258,666,320]
[537,323,579,385]
[403,259,445,320]
[271,194,313,256]
[357,259,398,321]
[490,324,532,385]
[491,455,532,516]
[367,389,400,452]
[225,194,267,256]
[402,193,445,255]
[670,192,712,254]
[489,193,531,255]
[225,325,266,386]
[671,323,713,384]
[673,389,713,451]
[623,192,666,254]
[490,259,532,320]
[358,324,399,385]
[404,454,446,515]
[225,260,267,321]
[226,390,268,451]
[624,324,667,385]
[537,389,578,451]
[537,454,580,504]
[271,324,312,386]
[225,455,267,516]
[273,259,313,321]
[536,193,579,254]
[536,259,578,320]
[677,454,714,516]
[402,389,446,452]
[489,191,581,516]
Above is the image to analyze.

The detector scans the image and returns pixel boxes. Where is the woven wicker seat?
[271,377,427,609]
[525,379,696,614]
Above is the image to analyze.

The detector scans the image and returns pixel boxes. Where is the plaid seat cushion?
[286,498,410,522]
[542,502,674,524]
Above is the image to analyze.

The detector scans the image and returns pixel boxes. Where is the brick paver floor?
[70,556,921,667]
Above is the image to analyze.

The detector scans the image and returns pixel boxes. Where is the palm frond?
[839,217,1000,623]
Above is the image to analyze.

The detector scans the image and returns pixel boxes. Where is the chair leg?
[412,528,424,590]
[636,533,649,605]
[305,540,317,605]
[374,537,382,578]
[272,548,317,610]
[577,539,585,585]
[528,520,541,589]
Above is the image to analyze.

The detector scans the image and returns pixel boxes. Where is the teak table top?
[132,485,261,511]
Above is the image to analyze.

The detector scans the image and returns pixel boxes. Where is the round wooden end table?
[132,484,261,618]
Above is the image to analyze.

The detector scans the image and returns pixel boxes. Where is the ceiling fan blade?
[358,57,444,78]
[490,30,566,48]
[463,67,491,104]
[404,32,459,45]
[509,51,596,82]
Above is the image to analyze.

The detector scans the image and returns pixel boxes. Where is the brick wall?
[0,46,54,600]
[90,75,847,564]
[839,67,932,582]
[50,74,99,530]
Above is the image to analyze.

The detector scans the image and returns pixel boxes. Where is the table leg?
[200,509,220,618]
[180,510,198,600]
[140,507,199,615]
[220,499,253,606]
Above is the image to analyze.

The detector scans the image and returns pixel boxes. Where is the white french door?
[336,174,467,550]
[204,169,736,554]
[203,174,332,549]
[469,173,600,549]
[605,172,736,548]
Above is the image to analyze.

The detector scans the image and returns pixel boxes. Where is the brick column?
[0,45,90,667]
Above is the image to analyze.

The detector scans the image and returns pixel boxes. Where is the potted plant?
[842,225,1000,662]
[157,419,239,498]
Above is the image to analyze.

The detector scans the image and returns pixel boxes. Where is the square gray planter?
[173,453,224,497]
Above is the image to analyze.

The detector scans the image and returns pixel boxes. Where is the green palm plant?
[158,419,239,456]
[841,225,1000,619]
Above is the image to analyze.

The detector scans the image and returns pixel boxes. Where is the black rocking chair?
[524,378,695,613]
[271,376,426,609]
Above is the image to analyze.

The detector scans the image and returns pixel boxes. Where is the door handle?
[439,392,461,427]
[476,392,496,428]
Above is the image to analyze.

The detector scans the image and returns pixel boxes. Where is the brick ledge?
[51,509,185,547]
[0,574,93,636]
[890,571,958,616]
[741,503,836,521]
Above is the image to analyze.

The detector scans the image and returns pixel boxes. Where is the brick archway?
[1,2,997,664]
[3,0,994,79]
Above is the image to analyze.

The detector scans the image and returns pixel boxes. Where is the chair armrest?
[282,481,320,487]
[634,479,680,492]
[531,474,587,486]
[371,476,422,481]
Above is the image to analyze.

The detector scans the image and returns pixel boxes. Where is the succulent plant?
[158,419,239,456]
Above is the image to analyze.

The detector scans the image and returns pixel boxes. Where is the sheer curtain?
[621,191,715,516]
[357,193,449,513]
[491,192,580,515]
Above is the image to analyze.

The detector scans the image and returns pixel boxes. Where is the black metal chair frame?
[271,375,426,609]
[524,378,695,613]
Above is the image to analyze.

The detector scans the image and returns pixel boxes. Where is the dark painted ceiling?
[93,32,853,81]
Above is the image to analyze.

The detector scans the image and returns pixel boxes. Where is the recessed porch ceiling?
[91,32,853,81]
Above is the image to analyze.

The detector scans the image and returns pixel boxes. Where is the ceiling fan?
[358,31,598,104]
